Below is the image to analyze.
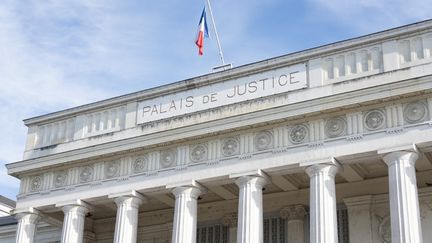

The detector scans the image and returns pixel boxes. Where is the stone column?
[235,175,267,243]
[15,210,40,243]
[171,186,203,243]
[280,205,307,243]
[222,213,238,243]
[113,194,146,243]
[383,151,423,243]
[306,164,340,243]
[60,204,90,243]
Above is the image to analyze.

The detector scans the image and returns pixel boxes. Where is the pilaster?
[280,205,307,243]
[222,213,238,243]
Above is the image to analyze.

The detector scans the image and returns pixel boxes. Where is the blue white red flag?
[195,7,209,56]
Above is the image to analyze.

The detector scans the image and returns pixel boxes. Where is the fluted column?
[306,164,340,243]
[383,151,423,243]
[222,213,238,243]
[15,210,40,243]
[171,186,203,243]
[280,205,307,243]
[113,194,145,243]
[60,204,90,243]
[235,175,267,243]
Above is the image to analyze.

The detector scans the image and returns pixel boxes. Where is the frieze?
[221,137,240,157]
[403,101,429,124]
[190,144,208,163]
[20,97,432,195]
[104,160,120,179]
[289,124,309,144]
[364,109,386,131]
[325,117,347,138]
[54,171,68,188]
[160,148,177,168]
[79,166,94,183]
[254,130,274,151]
[30,175,43,192]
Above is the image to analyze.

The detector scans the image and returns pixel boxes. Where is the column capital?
[305,163,341,178]
[382,151,418,167]
[280,205,307,221]
[222,213,238,227]
[172,186,203,199]
[15,211,41,224]
[56,199,94,213]
[109,190,147,208]
[235,175,268,189]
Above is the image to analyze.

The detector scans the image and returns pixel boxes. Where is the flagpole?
[205,0,226,66]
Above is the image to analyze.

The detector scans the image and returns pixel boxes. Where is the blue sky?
[0,0,431,201]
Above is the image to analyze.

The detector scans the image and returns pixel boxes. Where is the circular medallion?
[364,110,385,130]
[104,161,120,178]
[190,144,208,162]
[54,171,68,188]
[254,131,274,151]
[133,155,148,173]
[404,102,428,124]
[30,176,43,192]
[221,137,240,157]
[325,117,347,138]
[160,149,177,168]
[289,124,309,144]
[79,166,94,183]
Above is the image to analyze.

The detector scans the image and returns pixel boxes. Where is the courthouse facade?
[3,20,432,243]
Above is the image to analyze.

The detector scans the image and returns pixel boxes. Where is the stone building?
[3,20,432,243]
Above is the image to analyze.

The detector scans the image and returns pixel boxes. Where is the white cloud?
[308,0,432,31]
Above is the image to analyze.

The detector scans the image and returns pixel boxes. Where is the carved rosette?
[54,171,68,188]
[364,109,385,131]
[289,124,309,144]
[79,166,94,183]
[280,205,307,221]
[221,137,240,157]
[104,160,120,179]
[325,117,347,138]
[133,155,148,173]
[30,175,43,192]
[190,144,208,162]
[378,215,391,243]
[254,130,274,151]
[404,102,428,124]
[222,213,238,227]
[160,148,177,168]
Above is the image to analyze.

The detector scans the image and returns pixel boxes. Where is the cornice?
[22,20,432,126]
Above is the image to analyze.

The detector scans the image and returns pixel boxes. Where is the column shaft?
[60,205,89,243]
[171,186,202,243]
[383,151,423,243]
[306,164,340,243]
[15,212,40,243]
[113,196,144,243]
[236,176,267,243]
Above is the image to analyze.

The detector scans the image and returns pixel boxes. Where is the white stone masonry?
[383,151,423,243]
[306,163,340,243]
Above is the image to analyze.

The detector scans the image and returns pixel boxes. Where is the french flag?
[195,7,209,56]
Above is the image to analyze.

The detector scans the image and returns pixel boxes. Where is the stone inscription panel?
[137,63,308,124]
